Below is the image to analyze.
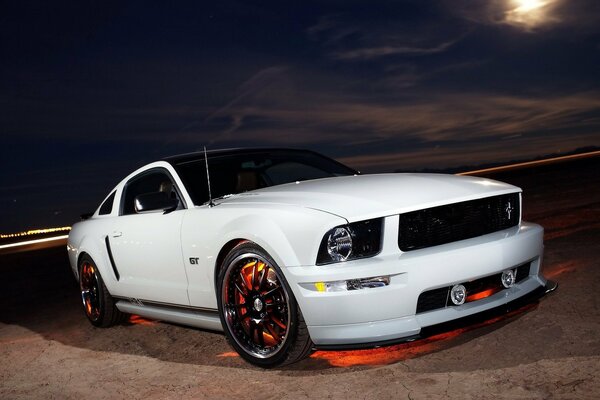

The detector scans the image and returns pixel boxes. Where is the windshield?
[172,149,357,205]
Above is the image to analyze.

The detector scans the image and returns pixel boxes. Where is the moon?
[512,0,548,13]
[506,0,556,28]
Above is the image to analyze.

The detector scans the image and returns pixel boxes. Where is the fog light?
[501,269,516,288]
[450,284,467,305]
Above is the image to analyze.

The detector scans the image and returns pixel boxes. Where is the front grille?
[416,262,531,314]
[399,193,520,252]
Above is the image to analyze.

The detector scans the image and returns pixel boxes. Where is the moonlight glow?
[506,0,557,28]
[513,0,548,12]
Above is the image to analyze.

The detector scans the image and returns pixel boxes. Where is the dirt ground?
[1,157,599,399]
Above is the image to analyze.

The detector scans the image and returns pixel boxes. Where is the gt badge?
[189,257,200,265]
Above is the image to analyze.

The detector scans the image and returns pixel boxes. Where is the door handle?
[111,231,122,238]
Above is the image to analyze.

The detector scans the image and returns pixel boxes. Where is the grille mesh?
[399,193,520,252]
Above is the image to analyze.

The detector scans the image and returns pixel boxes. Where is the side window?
[121,169,182,215]
[98,191,116,215]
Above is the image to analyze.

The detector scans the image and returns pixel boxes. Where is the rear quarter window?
[98,191,116,215]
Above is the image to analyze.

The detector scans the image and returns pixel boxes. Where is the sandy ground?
[1,157,599,399]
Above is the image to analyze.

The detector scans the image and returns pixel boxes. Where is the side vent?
[104,236,120,280]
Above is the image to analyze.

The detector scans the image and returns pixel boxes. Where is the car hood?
[218,173,520,222]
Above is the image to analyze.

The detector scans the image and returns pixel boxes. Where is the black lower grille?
[515,262,530,282]
[399,193,520,252]
[416,287,449,314]
[416,262,531,314]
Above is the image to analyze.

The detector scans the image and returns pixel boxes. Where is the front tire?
[217,242,313,367]
[79,254,123,327]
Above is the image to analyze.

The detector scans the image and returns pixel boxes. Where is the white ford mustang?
[67,148,556,367]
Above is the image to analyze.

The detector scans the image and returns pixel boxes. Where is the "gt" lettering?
[189,257,200,265]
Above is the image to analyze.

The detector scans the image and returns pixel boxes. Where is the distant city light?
[0,226,71,240]
[0,235,70,250]
[458,150,600,176]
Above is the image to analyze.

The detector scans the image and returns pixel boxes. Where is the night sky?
[2,0,600,232]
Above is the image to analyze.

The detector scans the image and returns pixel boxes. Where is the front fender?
[181,204,345,308]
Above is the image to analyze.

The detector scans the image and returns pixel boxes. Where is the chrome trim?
[544,280,558,294]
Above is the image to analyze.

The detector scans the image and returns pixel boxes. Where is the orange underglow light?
[217,351,240,358]
[545,260,577,279]
[310,303,537,367]
[466,288,501,302]
[128,315,157,326]
[310,327,471,368]
[213,304,538,366]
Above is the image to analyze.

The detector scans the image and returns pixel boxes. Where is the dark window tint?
[121,169,181,215]
[98,191,116,215]
[173,150,356,205]
[263,161,332,184]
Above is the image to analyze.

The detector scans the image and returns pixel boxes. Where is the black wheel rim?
[80,261,101,321]
[222,253,291,359]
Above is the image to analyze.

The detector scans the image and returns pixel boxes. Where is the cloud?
[159,75,600,171]
[208,90,600,142]
[93,78,600,168]
[337,132,600,172]
[165,86,600,173]
[308,13,471,61]
[11,61,596,168]
[332,36,464,60]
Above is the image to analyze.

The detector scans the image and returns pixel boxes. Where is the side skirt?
[115,299,223,332]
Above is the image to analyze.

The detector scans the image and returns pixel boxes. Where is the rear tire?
[217,242,313,368]
[79,254,123,327]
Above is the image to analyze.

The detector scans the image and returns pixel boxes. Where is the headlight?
[316,218,383,265]
[327,227,353,261]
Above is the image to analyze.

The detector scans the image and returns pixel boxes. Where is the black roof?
[163,147,324,165]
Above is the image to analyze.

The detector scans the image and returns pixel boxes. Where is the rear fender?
[70,230,118,293]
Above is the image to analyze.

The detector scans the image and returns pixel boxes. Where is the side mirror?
[134,192,179,214]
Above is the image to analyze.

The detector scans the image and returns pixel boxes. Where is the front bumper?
[284,217,550,346]
[316,279,557,350]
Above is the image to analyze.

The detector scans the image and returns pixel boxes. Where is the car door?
[108,167,190,305]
